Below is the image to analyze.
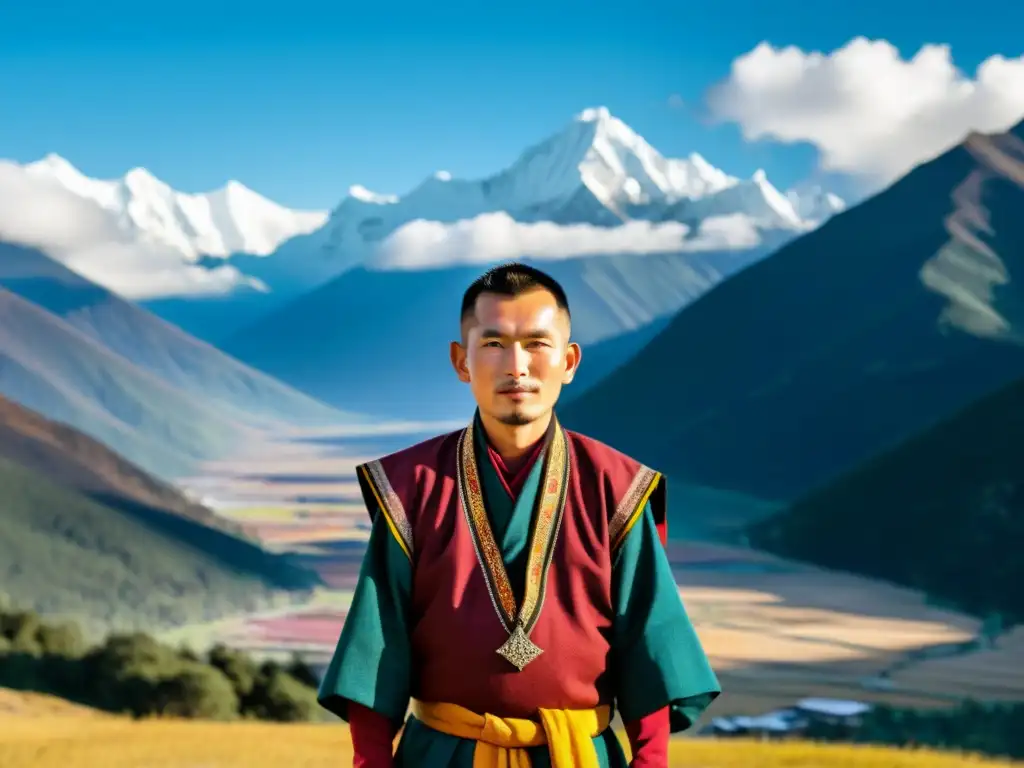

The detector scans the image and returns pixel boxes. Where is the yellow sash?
[411,700,610,768]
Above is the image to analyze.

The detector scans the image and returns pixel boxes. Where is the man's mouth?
[499,385,537,399]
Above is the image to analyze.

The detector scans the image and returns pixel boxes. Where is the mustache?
[496,380,541,393]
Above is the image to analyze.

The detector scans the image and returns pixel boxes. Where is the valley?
[165,421,1024,720]
[2,20,1024,766]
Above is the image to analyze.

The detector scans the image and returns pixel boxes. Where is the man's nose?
[506,343,530,378]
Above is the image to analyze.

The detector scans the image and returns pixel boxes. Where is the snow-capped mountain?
[248,107,842,289]
[217,108,850,419]
[786,184,848,223]
[11,109,843,318]
[23,153,328,260]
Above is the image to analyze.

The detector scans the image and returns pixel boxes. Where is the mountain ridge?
[14,109,844,345]
[24,153,328,260]
[0,241,358,432]
[161,108,845,326]
[0,282,250,479]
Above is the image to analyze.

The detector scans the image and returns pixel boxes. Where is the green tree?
[155,665,240,720]
[36,622,85,657]
[285,654,319,688]
[208,644,258,699]
[246,668,319,722]
[0,610,42,653]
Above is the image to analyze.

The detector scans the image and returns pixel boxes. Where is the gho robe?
[318,413,720,766]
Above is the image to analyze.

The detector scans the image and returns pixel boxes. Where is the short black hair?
[460,262,571,327]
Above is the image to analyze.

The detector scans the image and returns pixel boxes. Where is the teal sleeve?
[611,502,721,733]
[317,508,413,725]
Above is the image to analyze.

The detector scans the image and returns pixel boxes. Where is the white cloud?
[0,161,262,299]
[707,38,1024,185]
[368,211,762,271]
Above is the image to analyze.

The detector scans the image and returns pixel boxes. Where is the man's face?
[451,288,581,426]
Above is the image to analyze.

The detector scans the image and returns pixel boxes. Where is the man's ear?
[450,340,471,383]
[563,341,582,385]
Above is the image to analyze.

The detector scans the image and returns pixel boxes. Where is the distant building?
[702,709,807,739]
[795,698,872,727]
[702,698,874,740]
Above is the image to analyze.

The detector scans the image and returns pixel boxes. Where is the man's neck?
[478,409,552,460]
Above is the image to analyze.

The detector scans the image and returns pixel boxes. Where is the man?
[318,263,720,767]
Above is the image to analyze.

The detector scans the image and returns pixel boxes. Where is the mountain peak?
[575,106,612,123]
[209,179,263,202]
[221,179,250,193]
[346,184,399,205]
[123,166,164,187]
[29,152,78,172]
[301,108,844,281]
[25,153,86,184]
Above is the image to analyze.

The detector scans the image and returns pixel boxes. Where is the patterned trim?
[359,461,414,560]
[609,466,661,552]
[457,418,569,636]
[458,427,517,629]
[519,423,569,634]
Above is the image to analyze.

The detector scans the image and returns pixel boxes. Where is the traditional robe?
[319,413,720,766]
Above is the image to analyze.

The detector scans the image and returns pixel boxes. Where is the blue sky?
[1,0,1020,210]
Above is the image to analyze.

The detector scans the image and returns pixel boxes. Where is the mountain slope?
[0,284,253,479]
[748,373,1024,624]
[0,242,356,430]
[560,120,1024,507]
[0,392,241,535]
[222,244,785,420]
[0,453,321,637]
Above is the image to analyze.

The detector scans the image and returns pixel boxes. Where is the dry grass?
[0,689,108,719]
[0,715,1018,768]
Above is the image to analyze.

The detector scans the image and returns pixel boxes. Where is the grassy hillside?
[561,123,1024,509]
[0,242,357,430]
[749,373,1024,625]
[0,457,321,637]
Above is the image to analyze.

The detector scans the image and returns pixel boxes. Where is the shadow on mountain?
[222,246,771,421]
[562,316,672,403]
[0,395,322,635]
[749,368,1024,626]
[87,491,319,590]
[561,120,1024,508]
[0,391,243,534]
[142,288,291,345]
